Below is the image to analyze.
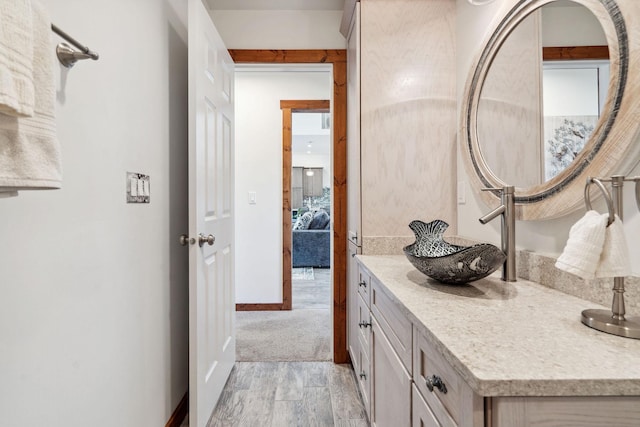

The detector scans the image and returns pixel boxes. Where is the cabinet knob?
[426,375,447,394]
[358,320,371,328]
[358,281,367,288]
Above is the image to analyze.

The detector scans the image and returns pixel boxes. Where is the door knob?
[198,233,215,247]
[179,234,195,246]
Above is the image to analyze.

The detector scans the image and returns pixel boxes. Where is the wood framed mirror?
[460,0,640,220]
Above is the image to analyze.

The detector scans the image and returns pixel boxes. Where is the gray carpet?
[236,268,332,362]
[235,309,331,362]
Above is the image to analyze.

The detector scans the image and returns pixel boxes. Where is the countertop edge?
[357,255,640,397]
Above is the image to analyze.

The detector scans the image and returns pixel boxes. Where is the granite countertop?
[357,255,640,397]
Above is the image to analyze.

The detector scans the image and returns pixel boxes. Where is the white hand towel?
[0,1,61,191]
[555,210,607,279]
[0,0,35,117]
[595,214,632,278]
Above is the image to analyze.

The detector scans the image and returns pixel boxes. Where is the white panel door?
[188,1,235,426]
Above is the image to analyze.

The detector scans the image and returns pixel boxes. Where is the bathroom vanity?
[348,255,640,426]
[342,0,640,423]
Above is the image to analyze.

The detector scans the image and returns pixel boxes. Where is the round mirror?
[478,1,609,188]
[461,0,639,220]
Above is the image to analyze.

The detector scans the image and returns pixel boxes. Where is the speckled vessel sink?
[403,219,506,285]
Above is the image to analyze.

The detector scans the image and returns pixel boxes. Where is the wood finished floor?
[292,267,331,310]
[182,268,368,426]
[205,362,368,426]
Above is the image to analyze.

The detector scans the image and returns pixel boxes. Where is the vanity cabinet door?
[356,333,372,419]
[347,242,361,372]
[371,315,411,427]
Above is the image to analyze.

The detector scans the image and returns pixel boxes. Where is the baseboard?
[236,303,290,311]
[165,391,188,427]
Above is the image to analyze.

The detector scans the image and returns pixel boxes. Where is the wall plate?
[126,172,150,203]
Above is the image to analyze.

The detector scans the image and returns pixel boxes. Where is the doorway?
[282,101,331,314]
[231,50,348,363]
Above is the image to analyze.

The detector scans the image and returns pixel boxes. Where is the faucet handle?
[481,187,502,195]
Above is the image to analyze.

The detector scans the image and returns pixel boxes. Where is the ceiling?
[207,0,345,11]
[292,112,331,156]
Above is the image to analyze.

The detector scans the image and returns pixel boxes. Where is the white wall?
[541,3,607,46]
[235,69,331,304]
[0,0,189,425]
[456,0,507,245]
[209,10,346,49]
[456,0,640,273]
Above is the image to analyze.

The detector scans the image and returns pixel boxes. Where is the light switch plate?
[127,172,150,203]
[248,191,256,204]
[457,181,466,204]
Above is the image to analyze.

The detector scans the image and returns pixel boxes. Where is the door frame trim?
[281,100,330,312]
[230,50,349,364]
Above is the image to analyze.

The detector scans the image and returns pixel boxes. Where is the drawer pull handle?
[358,320,372,328]
[358,281,367,288]
[359,371,366,379]
[426,375,448,394]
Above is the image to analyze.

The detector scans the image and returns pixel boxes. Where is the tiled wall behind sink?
[518,250,640,314]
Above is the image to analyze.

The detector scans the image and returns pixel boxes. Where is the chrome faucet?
[479,186,516,282]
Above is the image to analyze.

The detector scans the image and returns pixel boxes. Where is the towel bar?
[51,24,99,68]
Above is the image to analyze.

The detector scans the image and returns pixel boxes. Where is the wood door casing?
[281,100,329,312]
[231,50,349,364]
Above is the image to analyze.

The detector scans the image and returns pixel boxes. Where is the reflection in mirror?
[477,0,609,188]
[542,60,609,180]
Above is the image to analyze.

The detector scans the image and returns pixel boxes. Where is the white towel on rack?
[595,214,632,278]
[555,210,607,279]
[0,0,61,191]
[0,0,35,117]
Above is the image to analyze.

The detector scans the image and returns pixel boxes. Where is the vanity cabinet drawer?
[412,384,440,427]
[357,264,371,307]
[413,327,482,427]
[356,293,372,350]
[371,278,412,373]
[491,396,640,426]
